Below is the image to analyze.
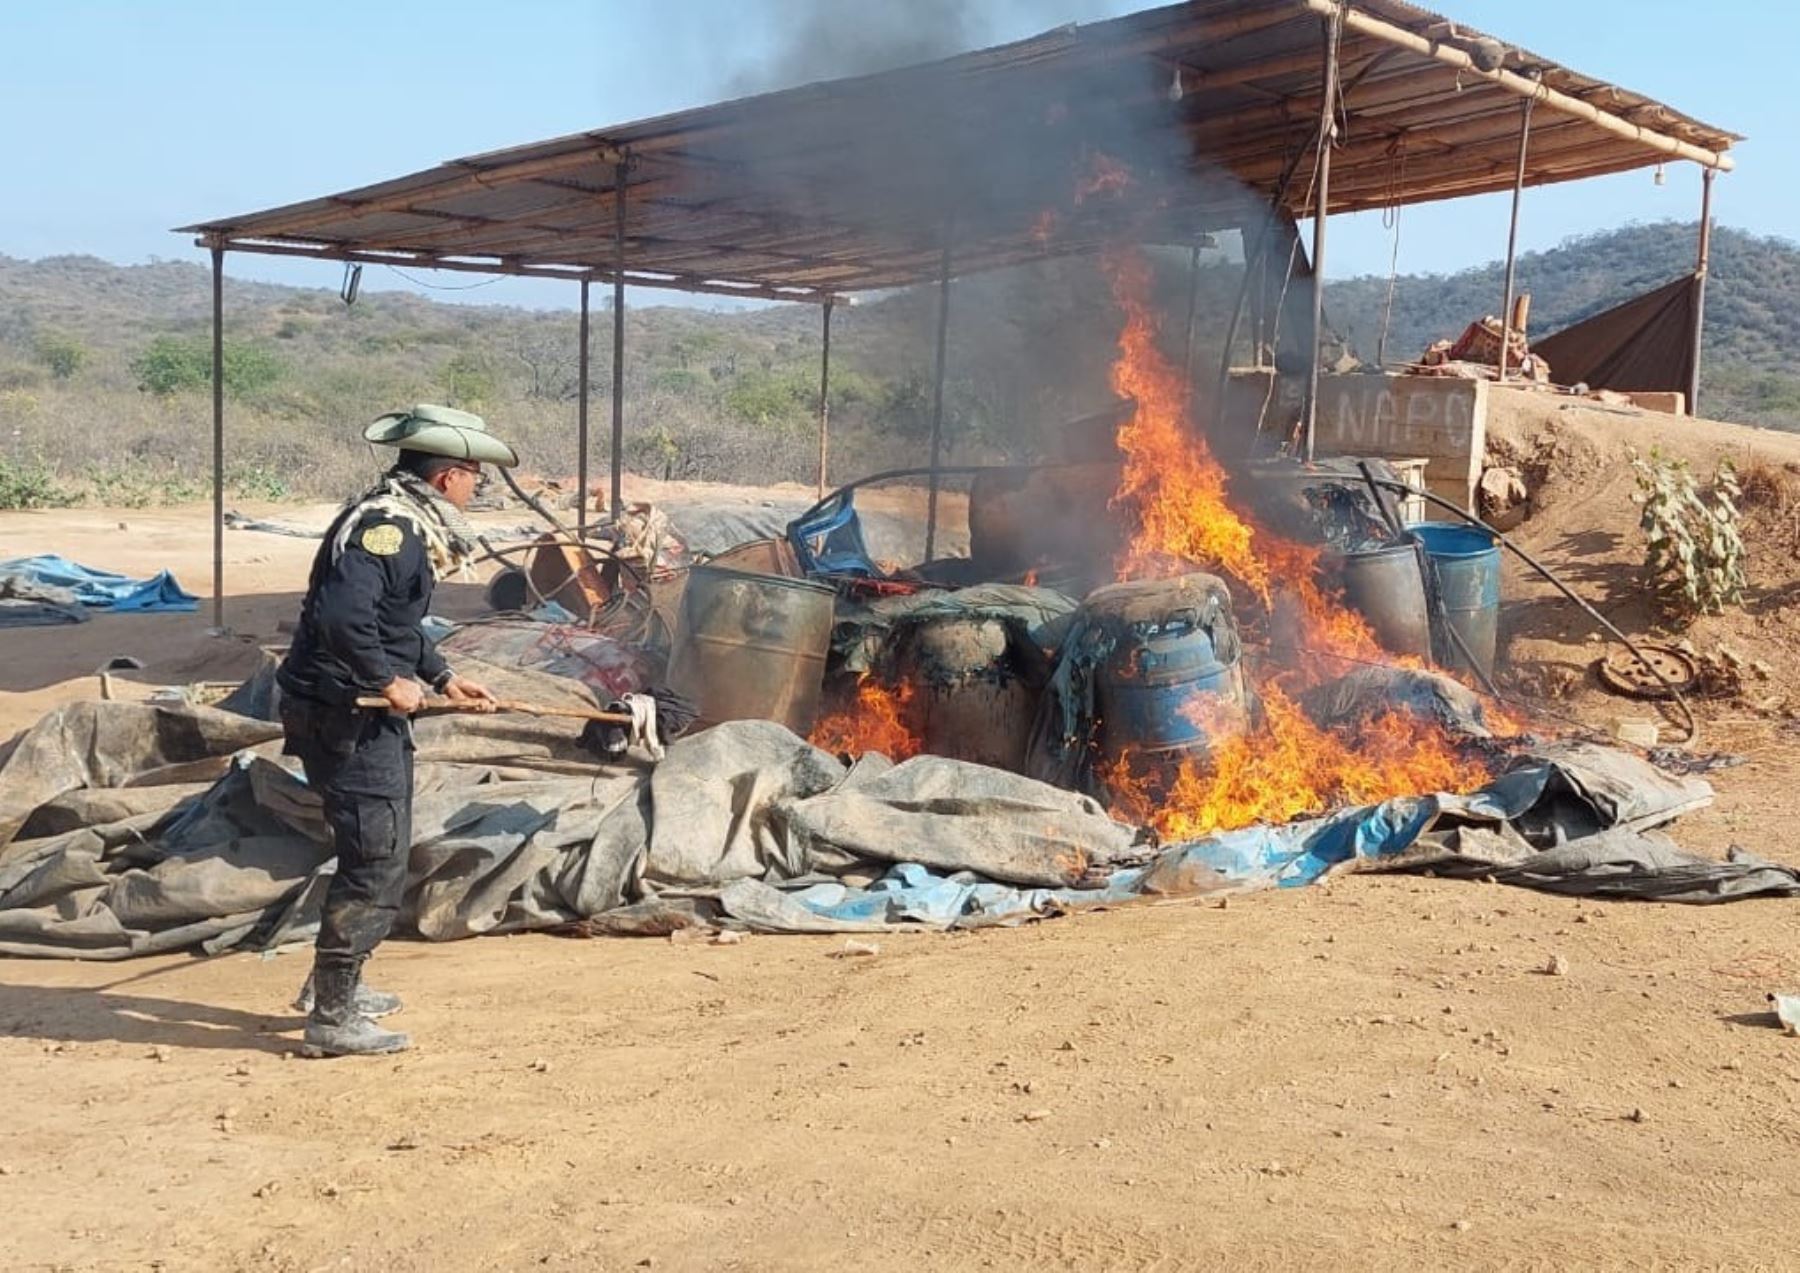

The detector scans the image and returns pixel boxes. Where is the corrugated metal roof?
[183,0,1739,301]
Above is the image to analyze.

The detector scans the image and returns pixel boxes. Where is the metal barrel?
[891,614,1039,773]
[1330,539,1433,660]
[667,565,837,734]
[1084,574,1248,763]
[1409,522,1502,677]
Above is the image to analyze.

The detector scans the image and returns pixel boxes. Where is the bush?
[131,336,285,399]
[0,455,77,509]
[33,332,88,381]
[440,351,497,408]
[1631,449,1746,621]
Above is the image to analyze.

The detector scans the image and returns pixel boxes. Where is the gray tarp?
[0,682,1149,958]
[0,669,1787,960]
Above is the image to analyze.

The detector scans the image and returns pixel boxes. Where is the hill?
[1326,223,1800,426]
[0,221,1795,505]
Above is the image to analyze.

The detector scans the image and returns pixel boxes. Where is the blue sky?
[1,0,1790,310]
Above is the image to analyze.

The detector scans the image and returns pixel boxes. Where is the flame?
[1029,210,1057,248]
[1103,684,1493,842]
[1094,231,1497,836]
[809,676,922,760]
[1076,153,1134,203]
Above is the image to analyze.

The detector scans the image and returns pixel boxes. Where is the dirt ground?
[6,420,1800,1271]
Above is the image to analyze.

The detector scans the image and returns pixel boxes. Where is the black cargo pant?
[281,696,413,1020]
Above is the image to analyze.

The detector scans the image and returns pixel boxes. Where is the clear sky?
[1,0,1791,310]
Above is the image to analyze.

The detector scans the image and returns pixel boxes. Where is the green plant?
[131,336,284,398]
[33,331,88,381]
[228,464,291,500]
[0,455,77,509]
[440,350,497,408]
[1631,449,1747,620]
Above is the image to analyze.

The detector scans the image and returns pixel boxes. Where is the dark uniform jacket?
[277,503,450,706]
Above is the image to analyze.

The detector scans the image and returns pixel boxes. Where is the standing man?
[278,405,519,1057]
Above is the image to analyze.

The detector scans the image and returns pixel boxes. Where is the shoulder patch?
[360,523,405,556]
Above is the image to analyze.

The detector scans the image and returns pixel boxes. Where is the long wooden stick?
[354,695,632,725]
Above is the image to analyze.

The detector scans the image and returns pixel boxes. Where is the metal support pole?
[609,159,627,524]
[576,278,590,535]
[816,299,834,499]
[210,245,225,632]
[1690,166,1716,416]
[1180,242,1202,401]
[1302,5,1342,463]
[1497,85,1537,382]
[923,238,953,562]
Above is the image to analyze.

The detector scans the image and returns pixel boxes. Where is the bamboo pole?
[1690,167,1716,415]
[1298,0,1733,171]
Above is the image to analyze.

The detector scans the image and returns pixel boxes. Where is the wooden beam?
[1299,0,1733,170]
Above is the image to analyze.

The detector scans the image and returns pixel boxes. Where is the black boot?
[300,959,410,1058]
[292,972,403,1019]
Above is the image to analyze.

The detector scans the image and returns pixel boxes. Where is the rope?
[1376,139,1407,367]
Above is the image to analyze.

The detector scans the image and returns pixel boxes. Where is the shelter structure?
[184,0,1737,627]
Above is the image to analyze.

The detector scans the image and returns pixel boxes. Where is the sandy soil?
[5,424,1800,1271]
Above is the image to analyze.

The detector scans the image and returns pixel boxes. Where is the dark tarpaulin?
[1533,273,1699,396]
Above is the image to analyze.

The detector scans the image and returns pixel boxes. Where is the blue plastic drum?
[1409,522,1501,677]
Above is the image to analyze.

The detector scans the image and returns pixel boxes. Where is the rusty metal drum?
[667,564,837,734]
[889,614,1042,772]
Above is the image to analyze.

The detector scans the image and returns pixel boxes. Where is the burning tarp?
[0,686,1785,960]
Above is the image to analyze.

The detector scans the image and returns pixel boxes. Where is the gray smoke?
[728,0,997,96]
[700,0,1309,479]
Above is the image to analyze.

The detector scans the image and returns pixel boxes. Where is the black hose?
[1369,478,1698,746]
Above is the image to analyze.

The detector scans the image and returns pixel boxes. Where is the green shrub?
[0,455,77,509]
[33,332,88,381]
[1632,449,1747,621]
[131,336,285,398]
[440,351,497,408]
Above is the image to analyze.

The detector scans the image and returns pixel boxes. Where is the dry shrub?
[1737,459,1800,513]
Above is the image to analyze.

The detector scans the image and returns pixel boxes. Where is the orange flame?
[1075,153,1134,203]
[1095,231,1495,835]
[809,676,922,760]
[1104,685,1493,841]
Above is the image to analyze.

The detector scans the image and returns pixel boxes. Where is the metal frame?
[1497,82,1539,381]
[1690,167,1716,414]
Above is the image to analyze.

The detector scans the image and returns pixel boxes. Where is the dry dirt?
[5,422,1800,1271]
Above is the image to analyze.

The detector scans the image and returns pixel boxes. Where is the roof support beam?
[1299,0,1733,170]
[196,237,841,304]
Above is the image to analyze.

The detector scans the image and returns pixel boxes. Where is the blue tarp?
[0,555,198,613]
[719,745,1792,932]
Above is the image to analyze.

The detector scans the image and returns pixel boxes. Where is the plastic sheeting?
[0,686,1786,960]
[1533,273,1700,397]
[0,555,197,613]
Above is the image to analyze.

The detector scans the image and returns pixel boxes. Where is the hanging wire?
[381,264,508,292]
[1376,138,1408,367]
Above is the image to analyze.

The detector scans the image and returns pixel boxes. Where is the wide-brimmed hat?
[363,403,519,467]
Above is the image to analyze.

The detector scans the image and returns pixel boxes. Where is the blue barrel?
[1085,574,1248,762]
[1410,523,1501,677]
